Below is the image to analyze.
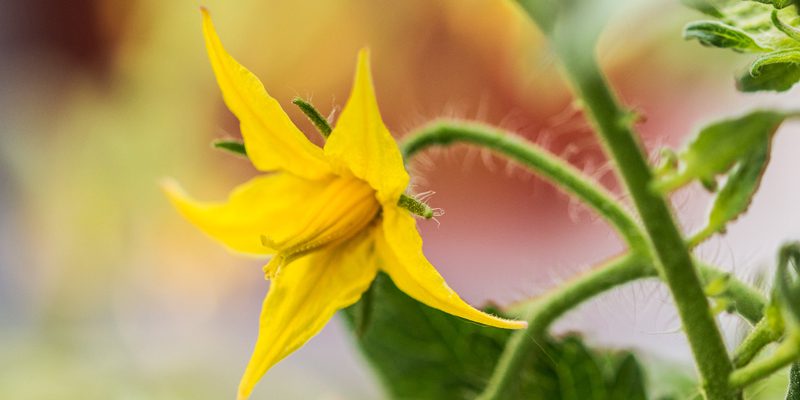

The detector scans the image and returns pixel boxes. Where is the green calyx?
[397,194,436,219]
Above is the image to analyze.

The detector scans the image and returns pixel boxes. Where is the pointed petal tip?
[200,7,216,48]
[237,368,257,400]
[470,312,527,330]
[354,47,373,82]
[199,7,211,26]
[159,177,184,198]
[504,319,528,330]
[357,47,371,62]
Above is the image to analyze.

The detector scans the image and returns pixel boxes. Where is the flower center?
[261,176,380,277]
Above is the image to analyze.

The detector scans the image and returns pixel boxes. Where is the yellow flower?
[164,9,525,400]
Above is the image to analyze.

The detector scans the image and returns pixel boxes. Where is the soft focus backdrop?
[2,0,800,398]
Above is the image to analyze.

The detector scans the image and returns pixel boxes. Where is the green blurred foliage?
[683,0,800,91]
[344,273,648,400]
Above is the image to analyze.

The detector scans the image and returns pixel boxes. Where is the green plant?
[183,1,800,398]
[348,1,800,399]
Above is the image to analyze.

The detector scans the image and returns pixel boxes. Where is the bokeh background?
[2,0,800,398]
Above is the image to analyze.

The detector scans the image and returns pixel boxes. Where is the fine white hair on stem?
[461,143,480,172]
[479,147,498,172]
[538,128,555,153]
[547,101,582,127]
[413,190,436,202]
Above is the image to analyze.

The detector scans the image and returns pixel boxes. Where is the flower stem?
[733,318,784,368]
[475,254,655,400]
[729,333,800,389]
[551,27,737,400]
[696,262,767,326]
[402,120,765,399]
[401,120,649,254]
[400,122,767,327]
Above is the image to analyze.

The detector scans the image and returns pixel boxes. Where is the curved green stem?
[401,120,649,254]
[476,258,763,400]
[730,333,800,389]
[476,254,655,400]
[401,120,766,399]
[697,262,767,326]
[733,318,784,368]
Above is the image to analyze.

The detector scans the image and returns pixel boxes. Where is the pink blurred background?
[2,0,800,398]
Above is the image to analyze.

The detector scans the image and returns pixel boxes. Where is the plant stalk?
[733,318,784,368]
[730,333,800,389]
[475,254,654,400]
[401,120,649,254]
[550,29,737,400]
[697,262,767,325]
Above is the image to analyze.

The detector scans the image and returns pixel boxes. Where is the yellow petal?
[201,9,330,180]
[260,176,379,262]
[376,206,526,330]
[324,48,409,204]
[162,174,333,255]
[237,234,378,400]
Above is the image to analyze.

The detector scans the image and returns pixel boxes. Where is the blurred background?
[2,0,800,398]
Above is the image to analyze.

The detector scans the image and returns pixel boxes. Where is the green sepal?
[292,97,332,139]
[397,194,434,219]
[683,21,768,52]
[211,139,247,157]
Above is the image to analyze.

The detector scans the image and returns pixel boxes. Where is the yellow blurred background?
[2,0,800,398]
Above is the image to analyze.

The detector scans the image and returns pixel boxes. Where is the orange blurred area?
[2,0,800,398]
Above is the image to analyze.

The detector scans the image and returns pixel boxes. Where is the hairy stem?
[697,262,767,325]
[476,254,655,400]
[399,121,765,400]
[401,120,649,254]
[730,333,800,389]
[733,318,784,368]
[548,20,737,400]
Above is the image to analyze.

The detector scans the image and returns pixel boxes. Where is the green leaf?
[211,139,247,157]
[787,362,800,400]
[738,61,800,92]
[681,0,724,17]
[610,354,648,400]
[776,243,800,324]
[752,0,795,9]
[683,0,800,91]
[654,110,787,192]
[690,142,770,245]
[684,21,768,52]
[343,273,648,400]
[772,10,800,42]
[739,50,800,92]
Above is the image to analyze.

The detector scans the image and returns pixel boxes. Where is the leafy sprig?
[683,0,800,91]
